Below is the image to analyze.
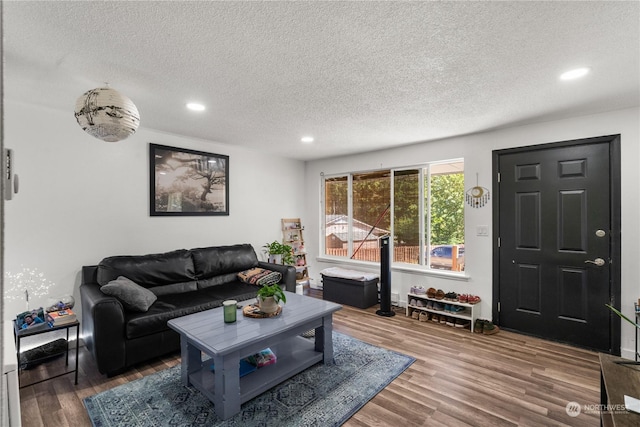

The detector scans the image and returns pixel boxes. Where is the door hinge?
[497,172,501,183]
[497,237,501,247]
[497,302,501,312]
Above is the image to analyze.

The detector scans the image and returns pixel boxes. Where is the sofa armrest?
[258,262,296,293]
[80,280,127,375]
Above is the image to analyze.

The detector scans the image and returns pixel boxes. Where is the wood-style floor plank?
[18,298,601,426]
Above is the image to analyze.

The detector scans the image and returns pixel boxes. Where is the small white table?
[168,292,342,420]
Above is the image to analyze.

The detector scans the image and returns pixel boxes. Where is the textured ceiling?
[3,1,639,160]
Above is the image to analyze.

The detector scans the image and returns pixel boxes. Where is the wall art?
[150,143,229,216]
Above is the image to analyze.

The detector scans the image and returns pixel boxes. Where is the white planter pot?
[258,296,279,314]
[268,254,282,264]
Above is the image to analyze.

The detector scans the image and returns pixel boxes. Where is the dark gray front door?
[493,135,620,353]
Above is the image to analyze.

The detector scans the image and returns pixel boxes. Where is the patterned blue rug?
[84,332,414,427]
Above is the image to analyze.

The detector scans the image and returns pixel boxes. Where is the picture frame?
[150,143,229,216]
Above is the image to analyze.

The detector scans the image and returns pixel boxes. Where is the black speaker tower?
[376,235,395,317]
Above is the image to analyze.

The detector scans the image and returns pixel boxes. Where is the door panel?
[496,140,616,352]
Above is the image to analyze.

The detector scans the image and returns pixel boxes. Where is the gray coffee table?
[167,291,342,420]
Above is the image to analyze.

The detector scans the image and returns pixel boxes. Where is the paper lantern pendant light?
[74,86,140,142]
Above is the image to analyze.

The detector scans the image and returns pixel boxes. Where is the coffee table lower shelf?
[189,336,322,406]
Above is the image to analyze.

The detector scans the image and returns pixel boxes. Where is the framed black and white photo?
[150,143,229,216]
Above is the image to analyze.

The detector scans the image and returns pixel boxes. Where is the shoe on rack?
[416,299,425,307]
[451,305,465,313]
[444,304,452,312]
[468,295,481,304]
[440,316,447,325]
[410,298,417,306]
[433,302,444,311]
[455,319,471,329]
[414,286,426,295]
[427,287,437,298]
[458,294,469,303]
[431,314,440,323]
[426,300,434,309]
[435,289,445,300]
[412,311,420,320]
[419,312,429,322]
[445,317,455,327]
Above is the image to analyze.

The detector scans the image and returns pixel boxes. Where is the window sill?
[315,256,470,282]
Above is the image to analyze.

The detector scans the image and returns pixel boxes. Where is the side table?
[13,319,79,388]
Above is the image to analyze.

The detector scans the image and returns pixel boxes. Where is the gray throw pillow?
[101,276,157,312]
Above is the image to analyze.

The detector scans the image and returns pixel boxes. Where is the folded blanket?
[320,267,379,282]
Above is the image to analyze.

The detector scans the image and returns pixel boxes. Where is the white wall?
[3,101,305,322]
[304,107,640,358]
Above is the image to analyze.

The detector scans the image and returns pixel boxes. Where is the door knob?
[584,258,606,266]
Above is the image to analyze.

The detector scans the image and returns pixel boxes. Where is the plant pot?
[268,254,282,264]
[258,296,279,314]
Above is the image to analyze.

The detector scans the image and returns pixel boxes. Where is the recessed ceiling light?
[186,103,206,111]
[560,67,590,81]
[301,136,314,143]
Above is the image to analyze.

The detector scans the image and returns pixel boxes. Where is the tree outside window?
[323,160,465,271]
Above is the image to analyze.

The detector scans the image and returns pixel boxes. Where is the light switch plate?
[477,225,489,236]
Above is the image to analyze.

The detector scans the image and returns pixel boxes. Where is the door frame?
[492,134,621,354]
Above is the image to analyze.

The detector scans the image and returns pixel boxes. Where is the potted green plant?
[262,241,294,265]
[257,283,287,314]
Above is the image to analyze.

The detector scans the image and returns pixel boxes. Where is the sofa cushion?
[147,281,198,296]
[191,244,259,280]
[97,249,195,288]
[237,268,282,286]
[101,276,157,312]
[124,283,259,339]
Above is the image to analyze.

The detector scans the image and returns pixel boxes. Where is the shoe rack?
[406,293,480,333]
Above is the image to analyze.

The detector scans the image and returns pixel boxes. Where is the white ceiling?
[3,1,639,161]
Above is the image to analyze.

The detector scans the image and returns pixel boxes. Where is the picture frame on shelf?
[150,144,229,216]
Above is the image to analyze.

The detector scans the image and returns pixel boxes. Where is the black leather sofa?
[80,244,295,376]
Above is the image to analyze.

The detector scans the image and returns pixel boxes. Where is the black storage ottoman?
[321,274,379,309]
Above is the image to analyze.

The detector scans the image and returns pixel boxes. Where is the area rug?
[84,332,414,427]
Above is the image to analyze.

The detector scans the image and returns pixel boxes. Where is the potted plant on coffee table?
[257,283,287,314]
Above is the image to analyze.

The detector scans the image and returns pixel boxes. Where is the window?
[322,160,465,271]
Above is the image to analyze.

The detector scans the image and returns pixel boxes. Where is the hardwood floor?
[18,299,601,426]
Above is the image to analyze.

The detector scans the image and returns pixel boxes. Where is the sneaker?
[433,302,444,311]
[426,300,434,309]
[427,287,437,298]
[450,305,465,313]
[435,289,445,300]
[455,319,471,329]
[474,319,484,333]
[444,304,452,312]
[445,317,455,327]
[416,299,425,307]
[458,294,469,303]
[440,316,447,325]
[482,320,500,335]
[413,286,426,295]
[431,314,440,323]
[410,298,417,306]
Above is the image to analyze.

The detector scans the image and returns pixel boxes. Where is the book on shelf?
[210,358,258,378]
[209,348,277,377]
[247,348,277,368]
[47,309,77,326]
